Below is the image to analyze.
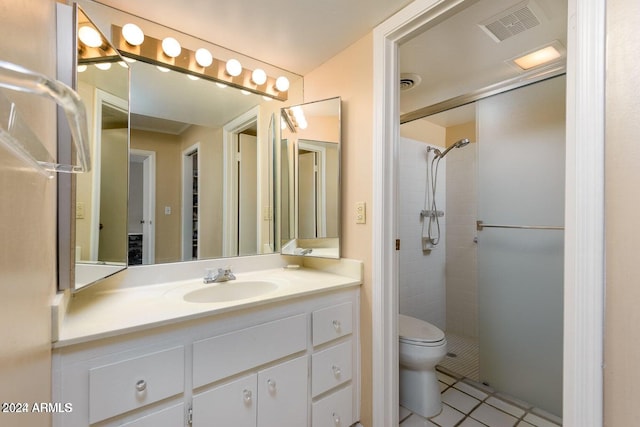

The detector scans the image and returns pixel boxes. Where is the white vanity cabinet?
[52,287,360,427]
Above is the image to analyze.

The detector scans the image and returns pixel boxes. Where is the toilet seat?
[399,314,446,347]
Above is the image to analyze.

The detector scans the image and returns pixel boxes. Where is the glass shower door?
[477,75,565,417]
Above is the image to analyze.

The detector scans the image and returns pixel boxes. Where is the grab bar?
[476,220,564,231]
[0,60,90,177]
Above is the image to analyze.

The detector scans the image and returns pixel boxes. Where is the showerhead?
[435,138,471,158]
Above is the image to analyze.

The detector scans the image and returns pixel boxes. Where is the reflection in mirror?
[280,97,341,259]
[73,6,130,290]
[125,60,276,265]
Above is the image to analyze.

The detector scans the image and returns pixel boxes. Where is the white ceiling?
[400,0,567,124]
[91,0,414,76]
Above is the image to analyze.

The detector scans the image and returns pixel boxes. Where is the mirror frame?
[57,3,130,291]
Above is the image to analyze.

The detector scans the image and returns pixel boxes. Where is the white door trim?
[222,106,260,256]
[181,143,200,261]
[130,149,156,265]
[371,1,605,426]
[90,88,128,261]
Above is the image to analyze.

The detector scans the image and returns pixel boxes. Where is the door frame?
[371,0,605,426]
[222,106,261,256]
[181,143,200,261]
[130,149,156,264]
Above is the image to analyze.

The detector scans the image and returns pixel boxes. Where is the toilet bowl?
[399,314,448,418]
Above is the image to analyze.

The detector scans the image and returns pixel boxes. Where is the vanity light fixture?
[121,23,144,46]
[225,59,242,77]
[195,48,213,68]
[275,76,290,92]
[162,37,182,58]
[112,24,291,100]
[252,68,267,85]
[78,25,103,48]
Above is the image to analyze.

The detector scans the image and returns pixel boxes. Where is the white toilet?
[399,314,448,418]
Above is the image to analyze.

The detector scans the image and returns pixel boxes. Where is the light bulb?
[162,37,181,58]
[226,59,242,77]
[275,76,290,92]
[95,62,112,71]
[122,23,144,46]
[78,26,102,48]
[195,48,213,67]
[252,68,267,85]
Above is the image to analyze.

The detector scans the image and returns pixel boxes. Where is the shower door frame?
[371,1,605,426]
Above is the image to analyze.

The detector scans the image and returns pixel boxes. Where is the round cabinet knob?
[135,379,147,392]
[332,365,342,377]
[243,389,252,403]
[267,379,276,392]
[332,320,341,331]
[332,412,341,425]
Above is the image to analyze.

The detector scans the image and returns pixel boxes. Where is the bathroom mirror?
[125,60,279,265]
[57,4,130,291]
[280,97,341,258]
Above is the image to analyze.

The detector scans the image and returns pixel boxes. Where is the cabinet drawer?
[312,385,353,427]
[311,340,352,397]
[88,346,184,424]
[193,314,307,388]
[312,302,353,346]
[120,403,184,427]
[193,374,257,427]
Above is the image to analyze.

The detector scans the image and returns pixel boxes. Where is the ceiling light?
[95,62,112,71]
[252,68,267,85]
[162,37,181,58]
[226,59,242,77]
[195,48,213,67]
[275,76,290,92]
[78,26,103,48]
[513,45,562,70]
[121,23,144,46]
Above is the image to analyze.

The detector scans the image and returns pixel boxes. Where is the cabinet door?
[192,374,257,427]
[257,355,308,427]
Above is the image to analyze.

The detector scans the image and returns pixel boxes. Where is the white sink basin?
[182,280,279,303]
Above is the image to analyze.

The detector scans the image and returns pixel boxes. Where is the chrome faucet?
[204,267,236,284]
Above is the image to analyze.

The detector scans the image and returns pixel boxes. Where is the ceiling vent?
[479,0,545,43]
[400,73,422,91]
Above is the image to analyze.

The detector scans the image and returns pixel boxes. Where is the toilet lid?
[399,315,445,344]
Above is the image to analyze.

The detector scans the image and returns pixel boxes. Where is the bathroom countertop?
[52,265,361,348]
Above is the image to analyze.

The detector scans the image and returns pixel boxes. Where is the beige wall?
[303,33,374,425]
[604,0,640,424]
[0,1,57,426]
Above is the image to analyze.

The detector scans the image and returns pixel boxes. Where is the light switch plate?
[356,201,366,224]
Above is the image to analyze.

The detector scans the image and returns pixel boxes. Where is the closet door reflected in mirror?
[280,97,341,259]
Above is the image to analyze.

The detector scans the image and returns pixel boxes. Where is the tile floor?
[399,367,563,427]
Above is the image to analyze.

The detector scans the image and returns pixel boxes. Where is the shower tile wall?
[399,137,446,330]
[445,139,478,338]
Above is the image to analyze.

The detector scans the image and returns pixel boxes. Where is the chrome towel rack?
[0,60,90,178]
[476,220,564,231]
